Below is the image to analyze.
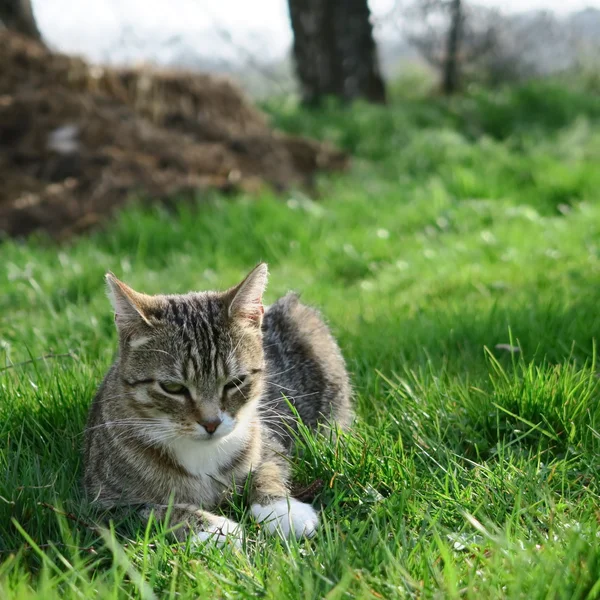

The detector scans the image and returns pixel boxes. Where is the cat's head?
[105,263,268,442]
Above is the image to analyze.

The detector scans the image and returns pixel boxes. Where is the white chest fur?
[166,428,248,478]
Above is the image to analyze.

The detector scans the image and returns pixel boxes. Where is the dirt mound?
[0,31,347,239]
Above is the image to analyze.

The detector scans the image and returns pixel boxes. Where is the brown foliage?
[0,31,347,239]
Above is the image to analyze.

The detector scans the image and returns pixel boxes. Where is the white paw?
[251,498,319,539]
[191,516,242,548]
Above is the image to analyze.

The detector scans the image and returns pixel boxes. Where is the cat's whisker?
[142,429,181,442]
[135,434,180,449]
[85,417,164,426]
[104,420,172,434]
[259,402,297,411]
[288,391,321,400]
[257,410,296,423]
[111,426,174,443]
[263,366,296,378]
[264,381,299,393]
[86,417,164,426]
[259,340,290,350]
[258,416,293,427]
[260,397,312,411]
[260,408,297,418]
[267,391,321,402]
[231,381,249,401]
[257,419,294,438]
[82,418,167,434]
[260,418,296,429]
[258,407,297,421]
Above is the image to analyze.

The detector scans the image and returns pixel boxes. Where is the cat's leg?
[248,450,319,539]
[140,503,242,548]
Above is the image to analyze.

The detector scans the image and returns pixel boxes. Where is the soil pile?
[0,31,347,239]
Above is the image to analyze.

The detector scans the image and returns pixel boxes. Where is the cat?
[83,263,352,545]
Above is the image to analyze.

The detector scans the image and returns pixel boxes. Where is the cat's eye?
[223,375,248,394]
[159,382,188,395]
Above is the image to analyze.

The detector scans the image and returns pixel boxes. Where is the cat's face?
[107,264,268,442]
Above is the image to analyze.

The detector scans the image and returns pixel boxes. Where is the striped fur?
[83,263,352,542]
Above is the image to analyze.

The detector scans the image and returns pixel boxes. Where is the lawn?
[1,81,600,598]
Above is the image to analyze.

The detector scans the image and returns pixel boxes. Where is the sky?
[34,0,600,65]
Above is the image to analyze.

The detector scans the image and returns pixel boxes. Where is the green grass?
[2,81,600,598]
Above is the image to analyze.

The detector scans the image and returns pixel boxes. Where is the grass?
[2,80,600,598]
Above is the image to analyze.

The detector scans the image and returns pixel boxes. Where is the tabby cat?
[83,263,352,545]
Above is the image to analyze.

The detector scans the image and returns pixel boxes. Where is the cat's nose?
[199,418,222,435]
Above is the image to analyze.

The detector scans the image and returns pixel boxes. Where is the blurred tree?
[442,0,462,94]
[405,0,464,94]
[405,1,569,90]
[0,0,42,41]
[287,0,386,105]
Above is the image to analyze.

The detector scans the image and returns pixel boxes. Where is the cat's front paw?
[251,498,319,539]
[191,516,242,548]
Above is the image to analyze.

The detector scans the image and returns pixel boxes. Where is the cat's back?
[261,293,352,437]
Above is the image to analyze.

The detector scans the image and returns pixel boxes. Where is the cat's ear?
[227,263,268,326]
[105,273,155,332]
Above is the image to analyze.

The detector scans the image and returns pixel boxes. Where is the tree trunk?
[442,0,462,94]
[0,0,43,41]
[287,0,386,105]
